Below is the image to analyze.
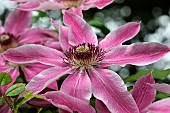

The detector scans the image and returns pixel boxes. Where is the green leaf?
[24,91,44,99]
[124,69,170,83]
[0,72,12,86]
[88,17,104,27]
[0,97,3,105]
[5,83,25,96]
[156,92,170,99]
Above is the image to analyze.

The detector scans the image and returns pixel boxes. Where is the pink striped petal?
[155,83,170,94]
[0,103,13,113]
[16,1,65,11]
[93,0,113,9]
[21,62,51,81]
[99,22,140,51]
[60,70,92,102]
[148,98,170,113]
[43,91,96,113]
[4,9,32,36]
[25,66,72,94]
[19,28,59,45]
[63,11,98,46]
[95,99,111,113]
[131,73,156,113]
[59,25,72,51]
[101,42,170,67]
[3,44,64,66]
[89,68,139,113]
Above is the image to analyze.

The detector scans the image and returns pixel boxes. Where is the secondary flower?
[96,73,170,113]
[10,0,113,16]
[0,9,59,93]
[3,11,170,113]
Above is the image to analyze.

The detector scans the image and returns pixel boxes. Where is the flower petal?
[148,98,170,113]
[3,44,64,66]
[101,42,170,67]
[0,103,13,113]
[99,22,140,51]
[19,28,59,45]
[63,11,98,46]
[155,83,170,94]
[131,73,156,113]
[25,66,72,94]
[89,68,139,113]
[95,99,111,113]
[60,70,92,102]
[4,9,32,36]
[43,91,96,113]
[16,1,65,11]
[93,0,114,9]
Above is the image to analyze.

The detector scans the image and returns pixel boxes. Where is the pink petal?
[19,28,59,45]
[16,1,65,11]
[43,41,62,52]
[101,42,170,67]
[131,73,156,112]
[63,11,98,46]
[99,22,140,51]
[64,7,83,17]
[89,68,139,113]
[25,66,72,94]
[0,103,13,113]
[0,21,4,34]
[148,98,170,113]
[93,0,113,9]
[43,91,96,113]
[59,25,72,51]
[10,0,29,2]
[21,62,51,81]
[4,9,32,36]
[60,70,92,102]
[3,44,64,66]
[155,83,170,94]
[95,99,111,113]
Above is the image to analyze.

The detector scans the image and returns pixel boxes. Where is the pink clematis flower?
[96,73,170,113]
[132,74,170,113]
[0,9,59,93]
[10,0,113,16]
[3,11,170,112]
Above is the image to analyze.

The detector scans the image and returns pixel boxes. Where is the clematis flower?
[96,73,170,113]
[132,74,170,113]
[3,11,170,113]
[0,9,59,93]
[10,0,113,16]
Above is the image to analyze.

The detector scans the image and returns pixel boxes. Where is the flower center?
[64,43,105,69]
[0,33,18,53]
[61,0,83,8]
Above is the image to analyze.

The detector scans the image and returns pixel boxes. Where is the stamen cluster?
[61,0,83,8]
[64,43,105,68]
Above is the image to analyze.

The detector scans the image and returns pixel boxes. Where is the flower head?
[3,11,170,112]
[0,9,59,93]
[10,0,113,16]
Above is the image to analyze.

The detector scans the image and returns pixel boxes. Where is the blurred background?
[1,0,170,91]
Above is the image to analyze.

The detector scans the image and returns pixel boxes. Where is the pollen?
[64,43,105,69]
[61,0,83,8]
[0,33,18,52]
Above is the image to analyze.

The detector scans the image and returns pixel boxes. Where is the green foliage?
[124,69,170,83]
[0,72,12,86]
[156,92,170,99]
[33,11,49,22]
[0,97,3,105]
[5,83,25,96]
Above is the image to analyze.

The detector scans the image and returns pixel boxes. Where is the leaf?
[0,72,12,86]
[156,92,170,99]
[5,83,25,96]
[0,97,3,105]
[24,91,44,99]
[124,69,170,83]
